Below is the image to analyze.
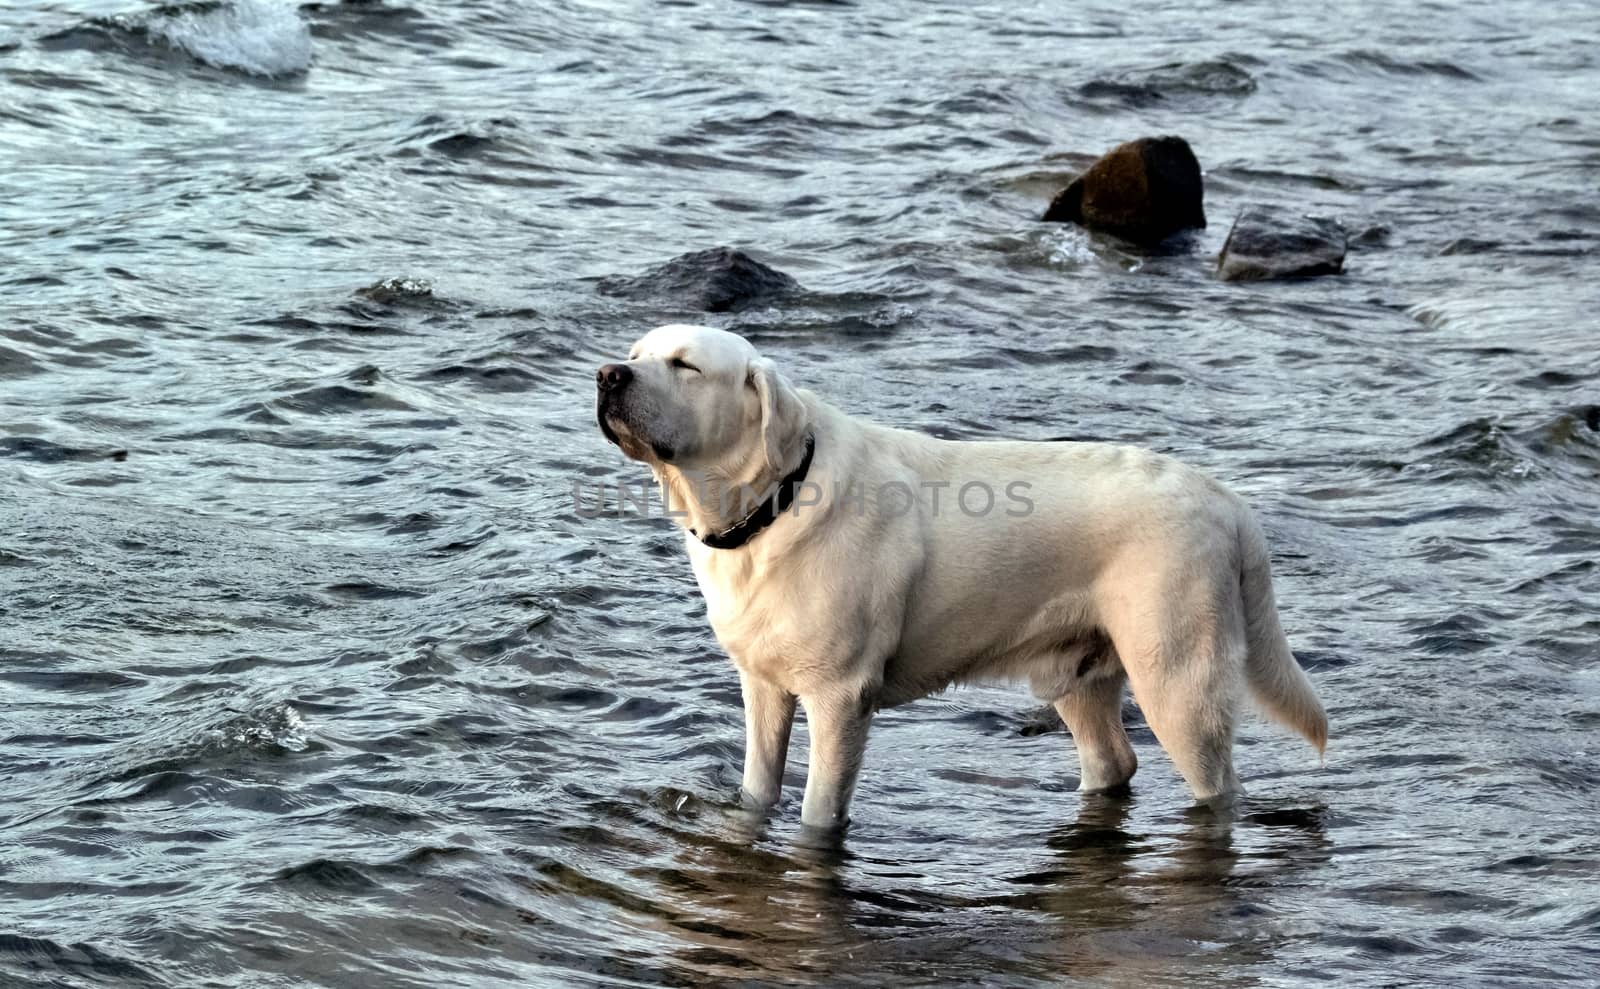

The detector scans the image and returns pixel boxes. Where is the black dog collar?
[693,435,816,551]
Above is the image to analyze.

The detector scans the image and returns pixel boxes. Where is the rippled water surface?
[4,1,1599,986]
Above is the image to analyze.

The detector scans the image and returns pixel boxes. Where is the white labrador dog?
[595,324,1326,830]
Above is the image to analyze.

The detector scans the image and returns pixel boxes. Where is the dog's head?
[595,324,806,477]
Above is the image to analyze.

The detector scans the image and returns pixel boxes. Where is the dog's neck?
[656,435,814,548]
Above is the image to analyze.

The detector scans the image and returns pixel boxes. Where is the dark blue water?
[3,1,1598,986]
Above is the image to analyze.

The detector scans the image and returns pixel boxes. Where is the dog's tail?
[1239,513,1327,755]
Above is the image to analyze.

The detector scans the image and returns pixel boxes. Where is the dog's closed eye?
[670,356,701,373]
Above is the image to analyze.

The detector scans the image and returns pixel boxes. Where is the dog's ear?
[748,356,805,473]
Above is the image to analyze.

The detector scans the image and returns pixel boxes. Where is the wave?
[76,701,313,803]
[1075,58,1258,109]
[38,0,311,77]
[146,0,311,77]
[1412,406,1600,483]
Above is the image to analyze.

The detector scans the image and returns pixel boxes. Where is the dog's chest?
[691,549,852,689]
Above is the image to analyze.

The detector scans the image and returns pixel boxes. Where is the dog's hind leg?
[1113,615,1246,805]
[1054,667,1138,792]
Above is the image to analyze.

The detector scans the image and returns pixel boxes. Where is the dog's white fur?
[596,324,1327,829]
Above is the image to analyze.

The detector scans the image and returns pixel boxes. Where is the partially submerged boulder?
[1217,207,1347,281]
[598,247,800,312]
[1042,136,1206,246]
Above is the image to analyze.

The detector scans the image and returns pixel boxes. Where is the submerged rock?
[357,276,437,306]
[1351,224,1392,249]
[598,247,800,312]
[1217,207,1347,281]
[1042,136,1206,246]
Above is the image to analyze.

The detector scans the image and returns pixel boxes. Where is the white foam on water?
[1043,225,1096,266]
[147,0,312,77]
[219,702,312,752]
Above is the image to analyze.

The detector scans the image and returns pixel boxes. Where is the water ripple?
[2,0,1598,986]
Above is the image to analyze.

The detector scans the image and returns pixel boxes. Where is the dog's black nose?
[596,363,632,392]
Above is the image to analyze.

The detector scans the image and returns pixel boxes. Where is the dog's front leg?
[798,688,874,830]
[739,671,796,808]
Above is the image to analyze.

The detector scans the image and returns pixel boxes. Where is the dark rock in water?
[1042,136,1206,246]
[1217,206,1347,281]
[598,247,800,312]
